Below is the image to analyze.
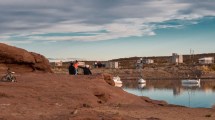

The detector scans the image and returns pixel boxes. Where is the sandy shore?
[0,73,215,120]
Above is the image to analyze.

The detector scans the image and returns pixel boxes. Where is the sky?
[0,0,215,60]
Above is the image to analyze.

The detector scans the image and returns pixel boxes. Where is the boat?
[138,83,146,89]
[182,83,200,87]
[181,79,200,84]
[115,83,123,87]
[113,76,122,84]
[138,78,146,84]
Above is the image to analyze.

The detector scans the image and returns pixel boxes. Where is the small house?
[171,53,183,64]
[198,57,214,64]
[144,59,154,64]
[78,61,86,67]
[106,62,119,69]
[55,61,63,67]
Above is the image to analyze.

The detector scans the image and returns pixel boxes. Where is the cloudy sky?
[1,0,215,60]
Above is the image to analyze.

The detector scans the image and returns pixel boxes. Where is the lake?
[122,79,215,108]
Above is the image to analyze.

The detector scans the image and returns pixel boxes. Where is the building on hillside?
[198,57,214,64]
[171,53,183,64]
[105,62,119,69]
[55,61,63,67]
[77,61,86,67]
[143,59,154,64]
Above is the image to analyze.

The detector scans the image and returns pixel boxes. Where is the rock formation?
[0,43,52,73]
[103,73,115,86]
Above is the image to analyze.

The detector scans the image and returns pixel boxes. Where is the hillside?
[0,73,215,120]
[110,53,215,68]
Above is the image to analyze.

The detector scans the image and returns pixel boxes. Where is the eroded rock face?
[103,74,115,86]
[30,52,52,72]
[0,43,52,73]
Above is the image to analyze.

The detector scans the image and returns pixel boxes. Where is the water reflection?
[182,83,200,88]
[138,83,146,89]
[123,79,215,108]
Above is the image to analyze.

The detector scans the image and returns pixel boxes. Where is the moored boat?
[138,78,146,84]
[181,79,200,84]
[113,76,122,84]
[182,83,200,87]
[138,83,146,89]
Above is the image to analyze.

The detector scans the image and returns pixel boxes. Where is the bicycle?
[1,70,17,82]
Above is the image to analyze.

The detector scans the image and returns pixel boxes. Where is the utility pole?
[136,58,143,79]
[190,49,194,64]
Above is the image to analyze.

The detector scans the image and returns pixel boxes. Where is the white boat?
[115,83,123,87]
[138,83,146,89]
[182,83,201,87]
[181,79,200,84]
[138,78,146,84]
[113,76,122,84]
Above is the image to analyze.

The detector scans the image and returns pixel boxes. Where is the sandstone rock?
[31,52,52,72]
[0,43,52,73]
[0,43,35,63]
[103,73,115,86]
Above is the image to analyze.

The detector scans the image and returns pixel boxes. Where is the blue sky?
[0,0,215,60]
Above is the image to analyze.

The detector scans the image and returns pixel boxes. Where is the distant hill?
[48,58,86,63]
[110,53,215,68]
[111,53,215,63]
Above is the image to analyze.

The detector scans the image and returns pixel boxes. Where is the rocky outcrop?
[30,52,52,72]
[0,43,52,73]
[103,73,115,86]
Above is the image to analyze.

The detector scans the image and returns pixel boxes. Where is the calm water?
[122,79,215,108]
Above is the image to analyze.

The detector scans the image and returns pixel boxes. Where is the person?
[6,68,13,80]
[73,60,79,75]
[94,62,97,68]
[79,65,92,75]
[7,68,11,73]
[97,61,102,68]
[1,68,16,82]
[68,62,76,75]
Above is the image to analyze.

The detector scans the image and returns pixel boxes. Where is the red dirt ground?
[0,73,215,120]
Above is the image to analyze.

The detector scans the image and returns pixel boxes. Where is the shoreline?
[121,77,215,80]
[0,72,215,119]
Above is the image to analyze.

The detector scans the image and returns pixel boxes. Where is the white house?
[198,57,214,64]
[55,61,63,67]
[144,59,154,64]
[106,62,119,69]
[172,53,183,64]
[78,61,86,67]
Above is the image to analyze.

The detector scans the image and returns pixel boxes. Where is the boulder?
[30,52,52,72]
[0,43,35,63]
[103,74,115,86]
[0,43,52,73]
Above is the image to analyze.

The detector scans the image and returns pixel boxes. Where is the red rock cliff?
[0,43,52,73]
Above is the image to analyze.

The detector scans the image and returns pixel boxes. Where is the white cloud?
[156,25,183,29]
[0,40,32,45]
[1,0,215,42]
[4,19,156,42]
[173,14,203,20]
[0,35,10,39]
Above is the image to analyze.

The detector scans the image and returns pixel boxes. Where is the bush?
[211,65,215,71]
[201,65,210,72]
